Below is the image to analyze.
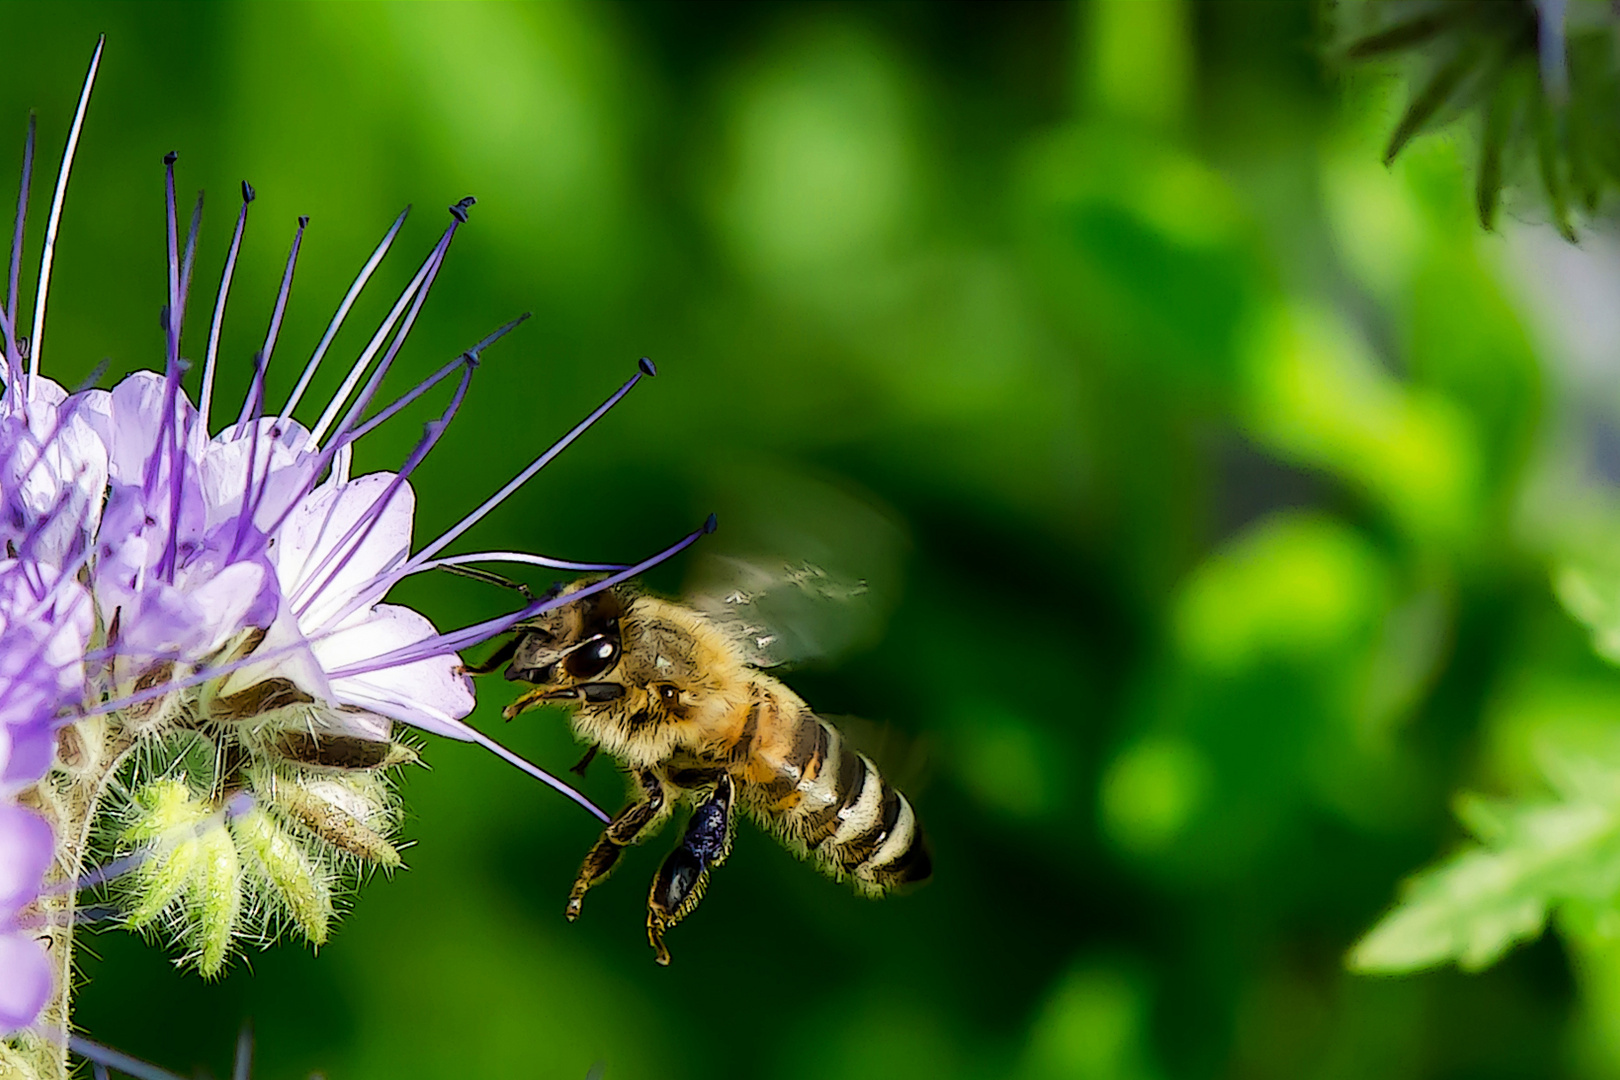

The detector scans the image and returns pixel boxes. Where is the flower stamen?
[28,36,102,391]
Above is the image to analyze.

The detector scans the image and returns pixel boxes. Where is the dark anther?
[297,215,310,228]
[157,305,170,331]
[639,357,657,377]
[703,513,718,535]
[462,350,480,370]
[163,150,178,166]
[449,196,476,223]
[241,181,256,203]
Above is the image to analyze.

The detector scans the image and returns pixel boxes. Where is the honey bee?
[467,575,931,965]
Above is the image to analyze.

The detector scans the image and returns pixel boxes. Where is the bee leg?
[461,635,518,676]
[569,744,600,777]
[566,769,668,922]
[646,774,735,967]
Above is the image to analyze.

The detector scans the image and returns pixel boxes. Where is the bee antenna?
[440,563,536,601]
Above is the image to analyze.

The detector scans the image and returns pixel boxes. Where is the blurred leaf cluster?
[5,0,1620,1077]
[1333,0,1620,238]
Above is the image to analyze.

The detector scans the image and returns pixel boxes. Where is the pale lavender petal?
[0,931,51,1035]
[0,804,51,922]
[0,722,52,796]
[105,371,197,488]
[316,604,473,738]
[273,473,414,630]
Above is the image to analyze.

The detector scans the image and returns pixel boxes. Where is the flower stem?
[31,718,138,1080]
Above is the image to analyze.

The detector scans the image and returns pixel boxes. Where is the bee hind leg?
[567,769,668,921]
[646,774,735,966]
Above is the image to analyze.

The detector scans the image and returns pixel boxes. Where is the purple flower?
[0,558,91,795]
[0,34,714,1027]
[0,804,52,1036]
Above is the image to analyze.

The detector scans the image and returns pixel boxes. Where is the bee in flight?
[466,572,931,965]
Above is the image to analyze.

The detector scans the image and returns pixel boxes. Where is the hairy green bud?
[123,780,210,930]
[188,823,242,979]
[233,808,332,946]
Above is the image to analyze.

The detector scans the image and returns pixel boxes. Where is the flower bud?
[275,776,402,869]
[232,807,331,946]
[122,779,209,930]
[188,823,241,979]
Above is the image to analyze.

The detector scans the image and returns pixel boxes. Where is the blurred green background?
[9,0,1620,1076]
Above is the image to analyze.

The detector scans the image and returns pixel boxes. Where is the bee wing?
[687,556,885,668]
[685,463,907,668]
[822,713,935,799]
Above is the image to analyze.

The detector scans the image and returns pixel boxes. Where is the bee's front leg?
[566,768,669,921]
[460,635,518,676]
[646,773,735,966]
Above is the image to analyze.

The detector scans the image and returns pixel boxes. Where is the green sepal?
[233,807,332,946]
[188,824,242,979]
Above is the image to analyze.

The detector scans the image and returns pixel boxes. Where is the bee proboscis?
[467,578,931,965]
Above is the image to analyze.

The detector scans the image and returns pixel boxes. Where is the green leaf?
[1384,47,1482,166]
[1555,562,1620,666]
[1352,796,1620,974]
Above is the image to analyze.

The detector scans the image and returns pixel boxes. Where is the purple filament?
[329,516,713,681]
[199,185,252,435]
[5,113,33,387]
[290,359,478,621]
[226,352,271,564]
[235,216,307,431]
[163,152,180,371]
[159,365,194,583]
[69,1038,186,1080]
[465,727,609,824]
[400,361,654,578]
[278,206,410,425]
[314,204,466,450]
[177,190,203,341]
[336,313,527,448]
[305,213,458,446]
[40,851,146,896]
[29,36,102,390]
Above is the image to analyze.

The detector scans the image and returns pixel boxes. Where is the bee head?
[505,583,628,704]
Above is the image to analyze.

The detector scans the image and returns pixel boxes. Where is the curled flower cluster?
[0,39,710,1077]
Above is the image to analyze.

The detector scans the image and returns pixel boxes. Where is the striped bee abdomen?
[748,702,931,894]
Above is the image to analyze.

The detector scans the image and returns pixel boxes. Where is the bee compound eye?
[505,662,553,684]
[564,636,620,679]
